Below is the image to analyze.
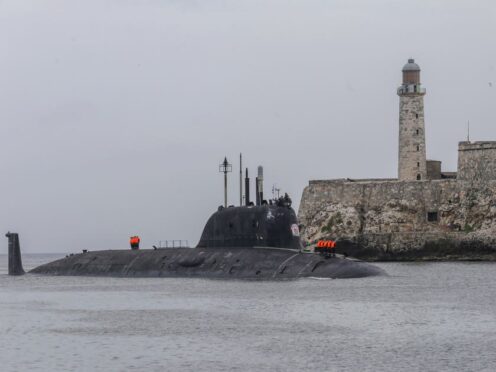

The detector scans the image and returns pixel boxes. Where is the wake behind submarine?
[6,163,386,279]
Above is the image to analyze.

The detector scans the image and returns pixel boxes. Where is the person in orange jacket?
[130,236,140,250]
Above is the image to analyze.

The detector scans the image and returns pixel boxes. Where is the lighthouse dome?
[402,58,420,72]
[402,58,421,84]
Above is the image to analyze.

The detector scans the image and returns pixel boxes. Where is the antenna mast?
[219,157,232,208]
[272,184,281,199]
[239,153,243,206]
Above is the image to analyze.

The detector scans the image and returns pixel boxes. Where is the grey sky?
[1,0,495,252]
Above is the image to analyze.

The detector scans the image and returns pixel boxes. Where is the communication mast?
[219,157,232,208]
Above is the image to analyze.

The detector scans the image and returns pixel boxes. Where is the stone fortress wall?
[458,141,496,181]
[298,60,496,260]
[298,179,496,259]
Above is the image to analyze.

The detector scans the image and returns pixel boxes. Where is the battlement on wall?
[307,177,462,186]
[459,141,496,151]
[309,178,397,186]
[458,141,496,181]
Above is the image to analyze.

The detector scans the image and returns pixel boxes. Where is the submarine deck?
[30,247,386,279]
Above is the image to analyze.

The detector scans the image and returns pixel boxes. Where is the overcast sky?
[1,0,495,253]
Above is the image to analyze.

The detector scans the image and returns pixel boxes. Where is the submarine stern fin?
[6,232,25,275]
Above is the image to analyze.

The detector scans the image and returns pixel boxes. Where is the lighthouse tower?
[397,59,427,181]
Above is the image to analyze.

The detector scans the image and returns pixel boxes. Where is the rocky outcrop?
[298,179,496,260]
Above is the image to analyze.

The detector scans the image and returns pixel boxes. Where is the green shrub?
[321,212,343,233]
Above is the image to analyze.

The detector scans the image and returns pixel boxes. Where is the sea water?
[1,254,496,371]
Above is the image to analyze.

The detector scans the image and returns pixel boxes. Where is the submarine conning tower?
[197,196,303,251]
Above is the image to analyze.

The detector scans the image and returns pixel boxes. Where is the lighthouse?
[397,59,427,181]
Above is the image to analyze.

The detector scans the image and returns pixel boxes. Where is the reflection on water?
[1,254,496,371]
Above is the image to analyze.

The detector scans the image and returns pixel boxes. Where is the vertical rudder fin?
[6,232,25,275]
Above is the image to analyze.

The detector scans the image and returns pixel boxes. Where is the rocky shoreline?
[331,237,496,261]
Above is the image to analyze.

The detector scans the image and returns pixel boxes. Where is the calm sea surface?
[1,254,496,371]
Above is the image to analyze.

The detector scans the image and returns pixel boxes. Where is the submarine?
[6,195,385,279]
[6,160,385,279]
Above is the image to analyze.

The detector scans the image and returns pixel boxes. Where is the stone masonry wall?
[426,160,441,180]
[398,94,427,180]
[298,179,496,260]
[458,141,496,181]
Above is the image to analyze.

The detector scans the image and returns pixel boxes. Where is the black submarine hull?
[30,247,385,279]
[11,202,386,279]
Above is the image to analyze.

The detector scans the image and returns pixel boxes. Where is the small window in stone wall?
[416,129,419,135]
[417,162,420,168]
[416,113,419,119]
[417,174,421,180]
[416,145,420,151]
[427,212,438,222]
